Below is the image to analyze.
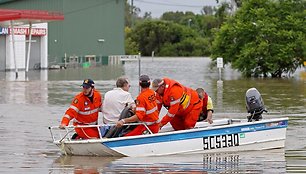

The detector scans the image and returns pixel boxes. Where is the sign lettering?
[203,133,239,150]
[0,27,46,36]
[217,57,223,68]
[0,27,9,35]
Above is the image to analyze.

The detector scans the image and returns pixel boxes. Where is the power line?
[64,0,114,15]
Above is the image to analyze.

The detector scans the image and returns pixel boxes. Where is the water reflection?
[0,80,48,104]
[0,70,48,81]
[286,149,306,173]
[48,65,125,81]
[51,149,286,173]
[52,156,118,173]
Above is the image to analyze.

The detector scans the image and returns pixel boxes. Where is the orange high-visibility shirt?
[135,89,159,123]
[160,78,201,126]
[61,89,102,126]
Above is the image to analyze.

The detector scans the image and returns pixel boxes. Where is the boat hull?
[53,118,288,157]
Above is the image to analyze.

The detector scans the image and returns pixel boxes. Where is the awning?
[0,8,64,26]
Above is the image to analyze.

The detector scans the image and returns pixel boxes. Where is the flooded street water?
[0,57,305,173]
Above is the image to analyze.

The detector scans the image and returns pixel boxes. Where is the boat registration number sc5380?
[203,133,240,150]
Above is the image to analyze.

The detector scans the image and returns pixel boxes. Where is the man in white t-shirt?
[102,77,135,124]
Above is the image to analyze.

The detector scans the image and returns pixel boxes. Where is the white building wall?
[37,23,48,69]
[6,34,26,70]
[4,23,48,71]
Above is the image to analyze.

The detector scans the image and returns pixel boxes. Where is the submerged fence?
[49,54,140,69]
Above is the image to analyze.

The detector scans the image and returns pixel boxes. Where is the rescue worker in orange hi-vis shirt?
[152,77,203,131]
[116,75,160,136]
[59,79,102,139]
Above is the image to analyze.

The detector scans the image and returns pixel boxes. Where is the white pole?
[216,57,223,81]
[138,52,141,93]
[10,21,18,79]
[26,22,32,73]
[151,51,154,62]
[64,53,67,68]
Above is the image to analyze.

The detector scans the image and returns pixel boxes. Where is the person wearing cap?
[102,76,135,124]
[152,77,203,130]
[116,75,160,136]
[196,88,214,124]
[59,79,103,139]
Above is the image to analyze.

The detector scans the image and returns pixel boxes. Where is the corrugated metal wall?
[0,0,125,64]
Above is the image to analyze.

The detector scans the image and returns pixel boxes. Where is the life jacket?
[201,92,209,116]
[61,89,102,126]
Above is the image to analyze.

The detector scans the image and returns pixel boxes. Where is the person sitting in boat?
[152,78,203,130]
[102,76,135,124]
[59,79,102,139]
[196,88,214,124]
[116,75,160,136]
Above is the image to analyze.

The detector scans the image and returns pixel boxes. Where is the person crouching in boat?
[59,79,102,139]
[116,75,160,136]
[152,78,203,130]
[196,88,214,124]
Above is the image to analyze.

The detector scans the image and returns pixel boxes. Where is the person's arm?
[160,86,182,127]
[155,93,163,111]
[59,97,79,129]
[99,92,103,112]
[116,95,144,127]
[116,114,140,127]
[126,93,136,111]
[205,111,213,124]
[204,96,214,124]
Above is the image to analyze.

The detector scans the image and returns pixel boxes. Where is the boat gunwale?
[54,117,289,145]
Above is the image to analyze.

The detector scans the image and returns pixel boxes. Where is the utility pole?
[131,0,134,28]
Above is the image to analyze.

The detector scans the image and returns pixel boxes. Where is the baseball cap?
[139,74,150,83]
[81,79,95,88]
[151,78,164,91]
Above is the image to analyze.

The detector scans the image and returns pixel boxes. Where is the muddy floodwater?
[0,57,305,173]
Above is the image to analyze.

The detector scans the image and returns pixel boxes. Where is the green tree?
[125,27,139,55]
[129,20,210,56]
[214,2,231,27]
[211,0,306,77]
[161,11,187,23]
[160,11,220,38]
[201,6,215,15]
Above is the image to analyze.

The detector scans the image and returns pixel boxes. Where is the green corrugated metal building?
[0,0,125,64]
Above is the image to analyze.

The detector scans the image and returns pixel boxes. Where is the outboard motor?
[245,88,267,122]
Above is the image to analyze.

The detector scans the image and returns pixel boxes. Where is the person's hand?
[204,118,213,124]
[59,124,66,129]
[116,119,125,128]
[159,123,164,129]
